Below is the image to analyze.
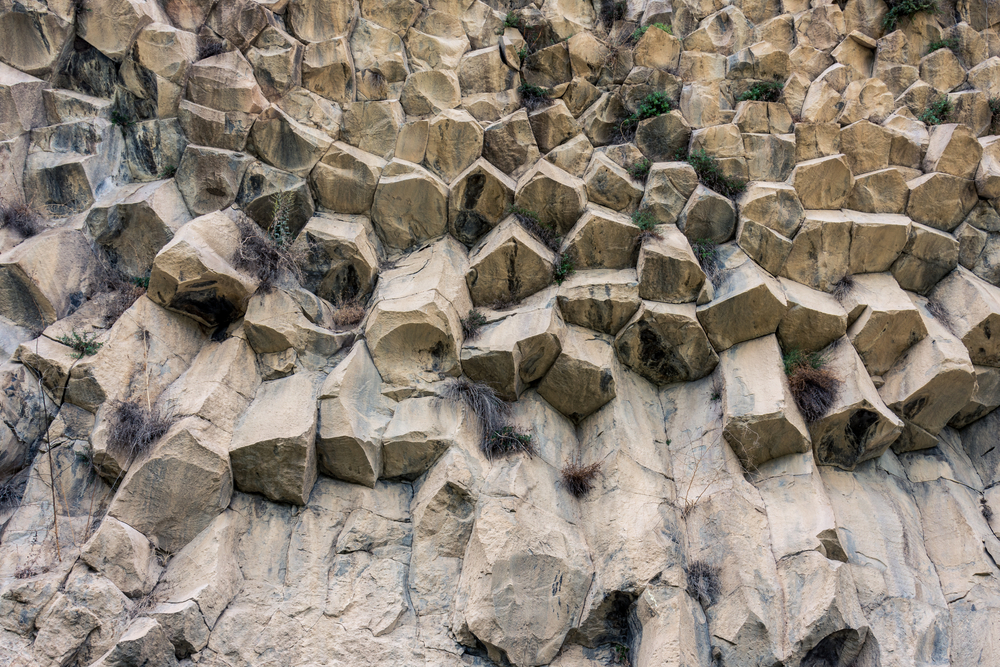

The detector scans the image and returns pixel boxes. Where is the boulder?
[527,100,580,155]
[461,296,565,400]
[400,70,461,116]
[178,100,255,152]
[466,218,556,306]
[249,106,334,177]
[423,109,484,184]
[371,161,449,249]
[0,3,74,76]
[537,325,617,422]
[845,167,910,214]
[291,212,381,304]
[781,210,852,292]
[838,273,927,376]
[174,145,255,216]
[846,210,909,273]
[107,417,233,552]
[905,172,978,232]
[287,0,354,42]
[777,278,849,354]
[148,601,209,658]
[629,586,712,667]
[317,341,394,487]
[561,205,639,271]
[457,45,516,94]
[583,153,643,213]
[793,122,841,163]
[148,211,257,327]
[808,338,903,470]
[614,301,718,386]
[696,246,788,351]
[0,63,48,141]
[230,372,319,505]
[677,185,737,245]
[310,142,385,215]
[448,159,516,246]
[242,288,345,360]
[90,618,179,667]
[743,133,795,182]
[514,160,588,235]
[482,109,541,178]
[341,100,405,160]
[636,224,707,304]
[639,161,699,226]
[635,111,692,163]
[80,517,160,598]
[950,365,1000,428]
[556,269,640,336]
[76,0,169,62]
[186,50,267,114]
[880,295,976,453]
[246,26,304,99]
[790,154,854,210]
[544,133,594,178]
[382,395,476,480]
[928,268,1000,367]
[839,120,890,175]
[890,221,960,294]
[720,334,812,469]
[922,124,983,180]
[301,37,354,103]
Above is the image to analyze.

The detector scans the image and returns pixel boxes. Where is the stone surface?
[614,301,718,386]
[537,325,617,423]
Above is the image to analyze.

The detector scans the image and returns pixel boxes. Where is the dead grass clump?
[0,198,40,238]
[508,205,561,252]
[981,497,993,522]
[685,560,721,608]
[197,40,226,60]
[106,399,171,467]
[832,274,854,300]
[233,216,299,293]
[784,349,839,422]
[561,461,602,498]
[331,299,366,329]
[0,475,26,513]
[691,238,721,287]
[104,278,146,325]
[442,378,535,460]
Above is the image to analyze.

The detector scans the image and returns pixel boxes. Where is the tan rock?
[950,365,1000,428]
[720,334,811,468]
[382,395,475,480]
[466,218,556,306]
[637,224,707,304]
[514,160,588,235]
[677,185,737,245]
[317,341,393,486]
[738,182,804,240]
[243,288,345,360]
[341,100,405,161]
[0,65,48,142]
[845,167,910,214]
[890,221,959,294]
[793,122,841,163]
[0,4,74,76]
[458,46,516,94]
[922,123,983,180]
[639,161,699,226]
[76,0,168,62]
[791,154,854,210]
[246,26,303,99]
[91,618,179,667]
[838,272,927,376]
[80,517,160,598]
[174,145,254,216]
[928,267,1000,367]
[583,153,643,213]
[400,70,461,116]
[107,417,233,552]
[918,47,966,93]
[743,133,795,182]
[276,87,343,136]
[839,120,891,174]
[230,372,319,505]
[580,92,628,145]
[800,80,843,123]
[556,269,640,336]
[178,100,255,152]
[482,109,541,178]
[781,210,852,293]
[847,210,910,273]
[301,37,355,103]
[905,172,978,232]
[977,136,1000,200]
[736,215,792,277]
[537,325,617,422]
[310,142,385,215]
[697,246,788,351]
[287,0,355,43]
[615,300,718,386]
[186,50,267,114]
[635,110,692,163]
[837,77,894,124]
[447,159,515,246]
[424,109,484,183]
[777,278,848,354]
[249,106,333,177]
[292,212,381,304]
[561,205,640,271]
[371,161,449,249]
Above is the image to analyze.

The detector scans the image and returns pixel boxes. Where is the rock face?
[4,2,1000,667]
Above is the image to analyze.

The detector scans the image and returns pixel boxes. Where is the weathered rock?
[174,145,255,216]
[301,37,354,103]
[808,337,903,469]
[923,123,983,180]
[906,172,979,232]
[186,50,267,114]
[371,161,449,249]
[890,221,960,294]
[236,162,315,238]
[846,210,909,273]
[561,205,639,271]
[317,341,393,487]
[246,26,303,99]
[614,301,718,386]
[697,246,788,351]
[790,154,854,210]
[90,617,179,667]
[950,365,1000,428]
[466,218,556,306]
[636,224,706,304]
[177,100,255,152]
[838,273,928,376]
[76,0,169,62]
[250,106,333,178]
[382,395,476,480]
[635,111,691,163]
[291,212,381,304]
[777,278,848,354]
[720,334,812,468]
[743,132,795,182]
[230,372,319,505]
[537,325,617,422]
[781,210,852,292]
[556,269,640,336]
[583,153,643,213]
[341,100,405,160]
[148,601,209,658]
[514,160,588,235]
[80,517,160,598]
[845,167,910,214]
[677,185,737,245]
[482,109,541,178]
[400,70,460,116]
[639,161,699,226]
[310,142,385,215]
[977,135,1000,200]
[107,417,233,552]
[242,288,345,360]
[928,267,1000,367]
[447,159,516,246]
[148,211,257,327]
[424,109,484,183]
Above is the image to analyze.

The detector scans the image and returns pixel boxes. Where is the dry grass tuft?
[561,461,602,498]
[0,198,40,238]
[483,425,536,460]
[461,309,488,339]
[331,299,366,329]
[233,216,299,293]
[106,399,171,467]
[686,560,721,608]
[442,378,535,460]
[784,349,839,422]
[832,275,854,301]
[0,476,26,513]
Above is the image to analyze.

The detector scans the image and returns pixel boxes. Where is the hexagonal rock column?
[696,246,789,351]
[808,338,903,471]
[466,218,556,307]
[448,158,516,246]
[514,159,588,235]
[583,153,643,212]
[371,161,449,249]
[790,154,854,210]
[243,288,346,360]
[461,297,565,401]
[905,172,978,232]
[950,365,1000,429]
[174,145,255,215]
[559,205,640,271]
[366,238,472,386]
[614,301,718,386]
[107,417,233,553]
[890,222,960,295]
[317,341,394,487]
[291,212,381,304]
[91,618,179,667]
[230,372,320,505]
[719,335,812,469]
[249,106,333,177]
[639,161,698,226]
[922,123,983,180]
[309,142,386,214]
[636,225,707,304]
[838,273,927,377]
[928,268,1000,368]
[537,325,618,423]
[781,210,852,292]
[80,517,160,598]
[382,395,477,480]
[678,185,737,245]
[880,295,976,453]
[424,109,485,183]
[736,182,804,276]
[777,278,848,354]
[846,211,909,274]
[557,269,640,335]
[148,212,259,327]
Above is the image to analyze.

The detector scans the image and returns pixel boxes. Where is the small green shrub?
[631,209,657,231]
[158,165,177,179]
[990,97,1000,128]
[517,46,527,60]
[691,237,720,285]
[461,309,488,339]
[269,191,294,249]
[611,642,630,665]
[131,275,150,289]
[883,0,939,31]
[59,331,103,358]
[618,92,673,142]
[918,94,953,125]
[518,82,550,111]
[502,11,522,30]
[553,253,576,285]
[109,110,132,129]
[626,158,652,183]
[485,426,535,459]
[782,348,826,376]
[927,37,958,53]
[737,81,783,103]
[687,149,746,198]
